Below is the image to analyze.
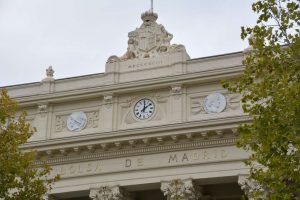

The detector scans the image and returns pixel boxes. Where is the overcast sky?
[0,0,257,86]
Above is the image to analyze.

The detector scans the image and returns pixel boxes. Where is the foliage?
[223,0,300,199]
[0,89,58,200]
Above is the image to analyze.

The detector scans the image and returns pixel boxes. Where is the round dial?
[67,111,87,132]
[134,98,155,120]
[204,93,227,113]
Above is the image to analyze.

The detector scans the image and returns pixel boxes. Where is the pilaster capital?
[170,84,183,95]
[37,103,48,116]
[161,179,202,200]
[103,93,114,108]
[238,174,267,200]
[90,185,131,200]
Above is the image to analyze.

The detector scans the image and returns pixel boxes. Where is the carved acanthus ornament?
[161,179,202,200]
[171,85,183,100]
[90,186,131,200]
[104,94,113,108]
[107,10,187,63]
[238,175,268,200]
[37,103,48,116]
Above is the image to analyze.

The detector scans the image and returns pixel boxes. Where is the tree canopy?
[224,0,300,199]
[0,89,58,200]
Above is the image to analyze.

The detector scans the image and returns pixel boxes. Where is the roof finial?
[151,0,153,12]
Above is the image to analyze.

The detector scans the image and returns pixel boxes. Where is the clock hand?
[142,100,146,112]
[144,103,152,111]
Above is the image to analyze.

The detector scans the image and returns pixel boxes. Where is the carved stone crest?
[107,10,187,63]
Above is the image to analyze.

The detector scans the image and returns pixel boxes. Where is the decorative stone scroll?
[89,186,131,200]
[161,179,203,200]
[55,111,99,132]
[107,10,187,63]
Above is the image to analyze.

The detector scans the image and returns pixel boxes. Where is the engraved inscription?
[168,149,228,164]
[52,146,246,179]
[128,60,163,70]
[54,162,102,177]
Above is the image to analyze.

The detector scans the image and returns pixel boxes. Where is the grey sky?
[0,0,256,86]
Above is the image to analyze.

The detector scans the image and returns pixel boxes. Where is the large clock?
[134,98,155,120]
[204,93,227,113]
[67,111,87,132]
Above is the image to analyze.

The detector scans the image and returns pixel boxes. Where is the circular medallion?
[204,93,227,113]
[67,112,87,132]
[134,98,155,120]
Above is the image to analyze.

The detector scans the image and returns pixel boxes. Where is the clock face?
[204,93,227,113]
[134,98,155,120]
[67,112,87,132]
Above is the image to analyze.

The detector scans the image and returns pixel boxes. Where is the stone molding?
[37,132,237,165]
[14,65,243,107]
[25,115,248,153]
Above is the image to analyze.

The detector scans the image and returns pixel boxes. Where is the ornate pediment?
[107,11,187,63]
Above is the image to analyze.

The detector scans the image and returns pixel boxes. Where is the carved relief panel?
[55,111,99,133]
[118,90,168,129]
[187,84,242,121]
[51,99,101,138]
[190,93,241,115]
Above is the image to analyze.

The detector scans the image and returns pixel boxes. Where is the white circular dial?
[67,112,87,132]
[134,98,155,120]
[204,93,227,113]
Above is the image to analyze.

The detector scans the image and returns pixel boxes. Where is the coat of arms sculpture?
[107,10,187,63]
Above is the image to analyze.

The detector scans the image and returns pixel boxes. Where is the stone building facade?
[5,9,250,200]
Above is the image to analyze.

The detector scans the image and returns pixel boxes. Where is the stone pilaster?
[161,179,202,200]
[170,84,183,123]
[33,103,49,140]
[90,185,131,200]
[102,93,114,131]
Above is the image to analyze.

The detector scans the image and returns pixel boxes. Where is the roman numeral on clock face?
[133,98,155,120]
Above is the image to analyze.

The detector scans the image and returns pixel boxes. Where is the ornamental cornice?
[23,115,248,151]
[15,65,243,107]
[38,133,238,165]
[24,116,249,165]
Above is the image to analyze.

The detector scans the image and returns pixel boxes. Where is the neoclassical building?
[5,9,251,200]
